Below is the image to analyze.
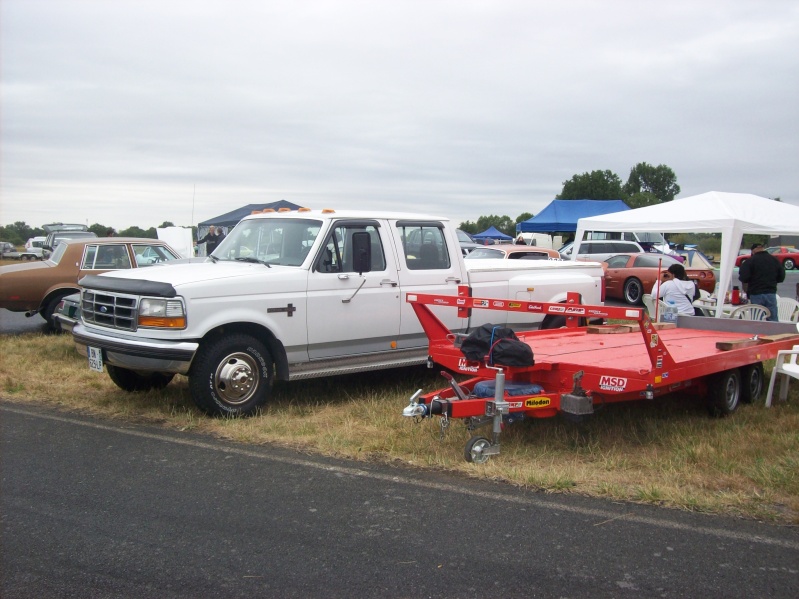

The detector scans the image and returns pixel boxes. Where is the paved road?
[2,402,798,598]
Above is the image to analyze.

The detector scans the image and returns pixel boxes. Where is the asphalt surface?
[2,402,798,598]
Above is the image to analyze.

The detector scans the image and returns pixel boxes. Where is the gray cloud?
[2,0,797,230]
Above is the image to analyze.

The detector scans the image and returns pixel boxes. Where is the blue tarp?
[516,199,630,233]
[199,200,303,229]
[473,225,513,241]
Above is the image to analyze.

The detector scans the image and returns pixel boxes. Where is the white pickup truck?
[72,209,605,416]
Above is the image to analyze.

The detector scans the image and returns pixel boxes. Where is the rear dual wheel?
[707,364,764,416]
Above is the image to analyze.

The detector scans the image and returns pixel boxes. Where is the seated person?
[650,263,698,316]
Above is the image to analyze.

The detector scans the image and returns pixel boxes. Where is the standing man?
[739,243,784,321]
[199,226,225,254]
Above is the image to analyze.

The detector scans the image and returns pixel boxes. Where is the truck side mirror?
[351,231,372,275]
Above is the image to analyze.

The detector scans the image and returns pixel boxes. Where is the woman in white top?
[650,263,698,316]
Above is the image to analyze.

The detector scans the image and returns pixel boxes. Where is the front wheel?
[708,369,741,417]
[623,277,644,305]
[464,436,492,464]
[189,334,274,417]
[783,258,795,270]
[107,364,175,392]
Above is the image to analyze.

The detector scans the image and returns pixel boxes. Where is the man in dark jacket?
[198,226,225,254]
[739,243,785,321]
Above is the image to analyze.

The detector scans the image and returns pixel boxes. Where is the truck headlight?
[138,298,187,329]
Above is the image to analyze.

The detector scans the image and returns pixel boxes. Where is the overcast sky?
[2,0,798,231]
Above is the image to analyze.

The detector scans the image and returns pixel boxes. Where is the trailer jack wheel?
[464,436,492,464]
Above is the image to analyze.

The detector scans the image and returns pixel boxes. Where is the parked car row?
[735,246,799,270]
[0,237,181,330]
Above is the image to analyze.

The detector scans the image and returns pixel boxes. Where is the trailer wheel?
[189,334,273,417]
[623,278,644,305]
[464,436,492,464]
[107,364,175,392]
[740,363,764,404]
[708,369,741,417]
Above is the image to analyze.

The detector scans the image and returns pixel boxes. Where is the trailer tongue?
[402,287,799,463]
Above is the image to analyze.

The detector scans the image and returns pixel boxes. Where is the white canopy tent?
[574,191,799,317]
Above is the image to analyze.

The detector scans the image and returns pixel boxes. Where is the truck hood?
[84,261,306,297]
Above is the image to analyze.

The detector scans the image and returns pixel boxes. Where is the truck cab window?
[398,225,451,270]
[316,223,385,273]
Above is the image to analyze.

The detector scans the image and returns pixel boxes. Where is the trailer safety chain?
[439,413,450,439]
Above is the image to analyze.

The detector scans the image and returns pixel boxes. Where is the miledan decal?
[525,397,551,408]
[599,375,627,392]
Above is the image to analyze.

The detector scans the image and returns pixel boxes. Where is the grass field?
[2,330,798,524]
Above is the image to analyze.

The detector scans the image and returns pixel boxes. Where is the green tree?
[622,163,680,203]
[625,191,660,209]
[515,212,533,224]
[88,223,113,236]
[556,170,625,201]
[158,221,175,228]
[118,226,150,238]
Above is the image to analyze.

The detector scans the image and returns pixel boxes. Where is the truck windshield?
[214,218,323,266]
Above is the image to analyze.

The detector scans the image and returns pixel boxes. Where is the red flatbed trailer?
[402,287,799,463]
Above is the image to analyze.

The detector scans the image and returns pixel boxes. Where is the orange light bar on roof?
[298,207,311,212]
[278,207,291,212]
[262,208,276,213]
[322,208,335,213]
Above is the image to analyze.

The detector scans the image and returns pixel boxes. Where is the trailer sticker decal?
[599,376,627,392]
[493,301,505,308]
[525,397,551,408]
[508,402,523,409]
[474,300,489,308]
[457,358,479,373]
[509,302,522,308]
[650,334,658,347]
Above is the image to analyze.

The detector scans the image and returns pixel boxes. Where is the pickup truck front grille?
[81,291,138,331]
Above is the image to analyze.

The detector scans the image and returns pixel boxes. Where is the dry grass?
[2,332,798,523]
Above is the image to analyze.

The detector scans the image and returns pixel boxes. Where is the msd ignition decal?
[457,358,479,373]
[599,375,627,392]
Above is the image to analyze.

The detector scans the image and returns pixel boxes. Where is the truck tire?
[740,363,764,404]
[623,278,644,305]
[107,364,175,392]
[190,334,274,417]
[708,369,741,417]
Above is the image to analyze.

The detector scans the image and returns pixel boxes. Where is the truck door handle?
[446,276,461,284]
[380,279,398,287]
[338,274,350,280]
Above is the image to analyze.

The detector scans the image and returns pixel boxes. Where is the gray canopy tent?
[574,191,799,317]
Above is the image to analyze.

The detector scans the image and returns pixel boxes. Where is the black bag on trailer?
[459,324,534,367]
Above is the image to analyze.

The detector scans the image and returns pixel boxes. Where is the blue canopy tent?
[472,226,513,242]
[516,199,630,233]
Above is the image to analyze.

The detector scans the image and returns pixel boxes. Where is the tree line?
[0,221,194,246]
[459,162,679,237]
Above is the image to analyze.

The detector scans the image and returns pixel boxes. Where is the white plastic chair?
[765,345,799,407]
[777,297,799,322]
[642,294,667,322]
[728,305,771,321]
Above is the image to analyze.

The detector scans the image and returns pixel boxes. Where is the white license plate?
[87,346,104,372]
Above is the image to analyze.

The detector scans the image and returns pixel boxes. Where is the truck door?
[392,220,467,348]
[306,220,401,359]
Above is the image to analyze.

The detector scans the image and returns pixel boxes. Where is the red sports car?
[603,253,716,305]
[735,246,799,270]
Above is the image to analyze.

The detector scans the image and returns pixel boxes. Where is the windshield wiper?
[234,256,271,267]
